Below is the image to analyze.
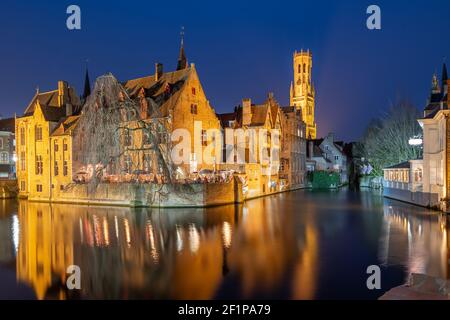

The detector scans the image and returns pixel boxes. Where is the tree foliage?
[360,100,422,176]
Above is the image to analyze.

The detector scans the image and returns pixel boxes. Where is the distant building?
[0,117,16,179]
[382,160,430,207]
[306,133,348,184]
[290,49,317,139]
[280,106,307,189]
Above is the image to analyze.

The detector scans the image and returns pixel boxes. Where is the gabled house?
[306,133,348,184]
[218,93,283,197]
[15,81,81,200]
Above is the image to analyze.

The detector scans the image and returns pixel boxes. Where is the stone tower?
[290,49,316,139]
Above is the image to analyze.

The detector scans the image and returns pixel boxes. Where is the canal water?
[0,188,448,300]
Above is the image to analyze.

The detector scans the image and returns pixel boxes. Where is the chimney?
[242,98,252,126]
[155,62,163,81]
[57,81,68,107]
[66,103,73,117]
[327,132,334,142]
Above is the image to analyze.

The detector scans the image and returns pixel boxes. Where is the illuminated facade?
[416,63,449,211]
[218,93,288,198]
[15,81,81,201]
[290,49,317,139]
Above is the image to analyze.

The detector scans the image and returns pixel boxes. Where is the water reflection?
[0,190,449,300]
[379,201,449,281]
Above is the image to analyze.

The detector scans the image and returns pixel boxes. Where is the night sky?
[0,0,449,141]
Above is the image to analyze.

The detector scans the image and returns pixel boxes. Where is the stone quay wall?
[27,178,241,207]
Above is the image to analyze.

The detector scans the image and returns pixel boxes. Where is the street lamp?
[408,138,422,146]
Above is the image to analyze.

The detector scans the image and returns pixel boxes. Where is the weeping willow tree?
[73,73,175,185]
[361,100,422,176]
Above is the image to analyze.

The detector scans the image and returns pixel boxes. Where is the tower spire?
[176,26,187,70]
[442,58,448,85]
[83,60,91,100]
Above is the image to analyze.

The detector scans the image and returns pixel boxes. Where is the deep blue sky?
[0,0,449,141]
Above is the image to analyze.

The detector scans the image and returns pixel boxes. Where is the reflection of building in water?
[292,223,318,299]
[16,201,74,299]
[0,201,17,264]
[379,202,449,280]
[15,200,239,299]
[227,198,299,298]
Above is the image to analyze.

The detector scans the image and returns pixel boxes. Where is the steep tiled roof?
[250,105,269,126]
[24,87,79,115]
[0,118,15,133]
[52,115,81,136]
[217,112,237,128]
[123,67,191,118]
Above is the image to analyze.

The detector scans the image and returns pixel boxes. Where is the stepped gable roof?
[123,67,191,118]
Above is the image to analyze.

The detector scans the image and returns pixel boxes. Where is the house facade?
[306,133,348,184]
[415,63,449,210]
[218,93,285,198]
[15,81,81,200]
[280,106,307,189]
[0,118,15,179]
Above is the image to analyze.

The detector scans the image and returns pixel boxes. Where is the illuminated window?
[20,127,25,146]
[192,87,196,95]
[201,130,207,146]
[190,104,198,115]
[63,161,68,176]
[36,184,43,192]
[20,181,25,191]
[0,152,7,163]
[54,161,59,176]
[35,155,43,175]
[63,139,68,151]
[35,126,43,141]
[20,152,25,171]
[298,64,301,73]
[303,63,306,73]
[54,141,59,152]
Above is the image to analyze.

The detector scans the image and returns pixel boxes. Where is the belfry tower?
[290,49,316,139]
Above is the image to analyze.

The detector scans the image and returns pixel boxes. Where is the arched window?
[303,63,306,73]
[298,64,301,73]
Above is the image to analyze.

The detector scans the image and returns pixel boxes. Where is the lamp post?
[408,136,423,159]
